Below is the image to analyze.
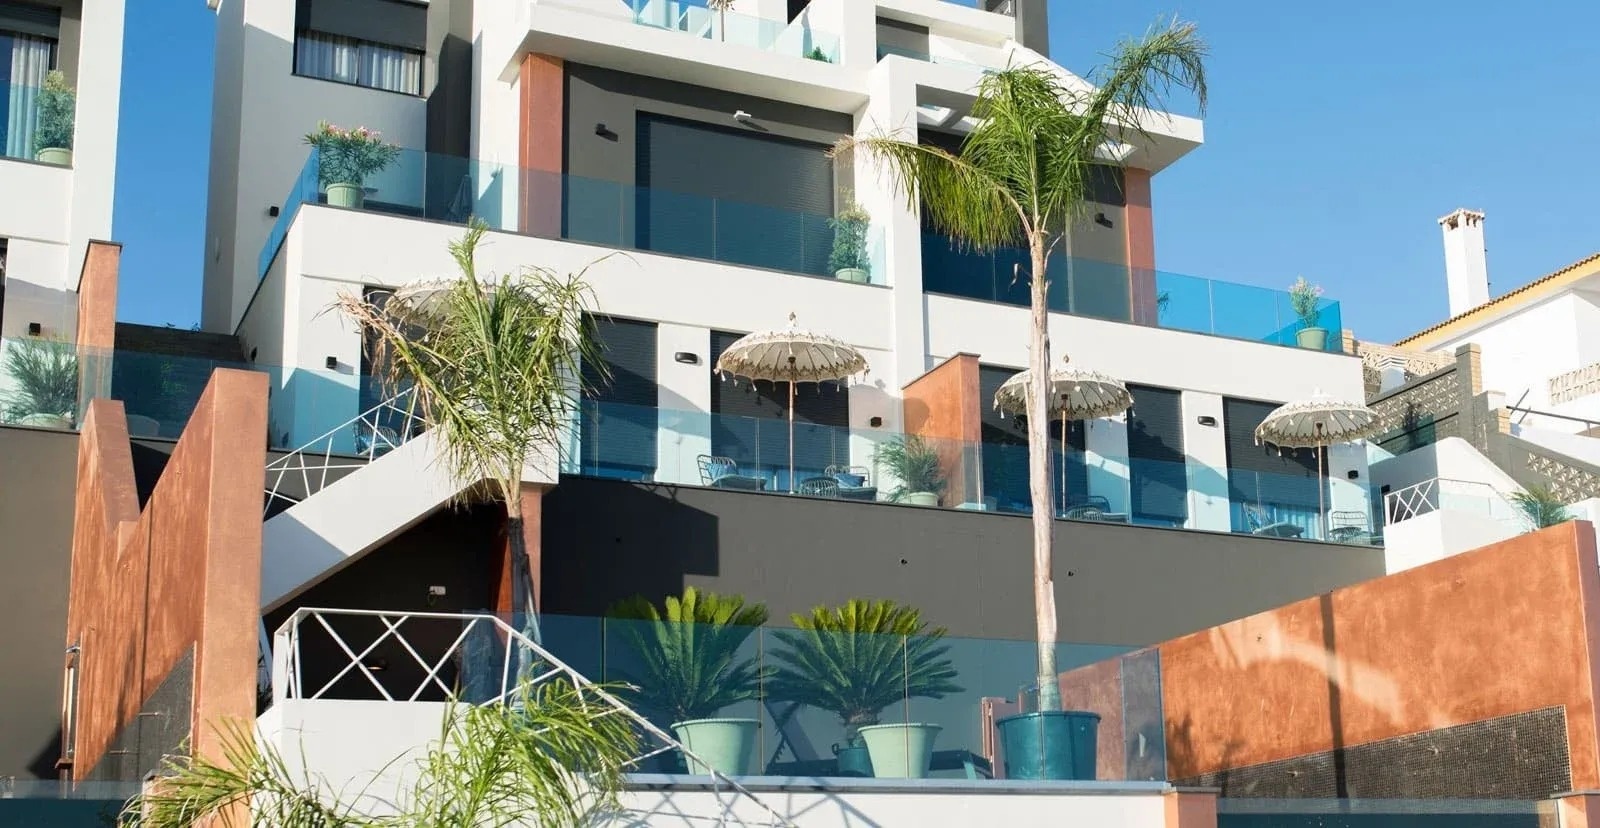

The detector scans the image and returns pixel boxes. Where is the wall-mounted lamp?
[325,356,339,370]
[673,351,700,365]
[1196,415,1217,427]
[869,416,883,427]
[594,123,617,140]
[364,658,389,673]
[1094,212,1114,229]
[267,205,280,217]
[733,110,753,123]
[26,322,41,336]
[1346,470,1360,480]
[249,347,259,361]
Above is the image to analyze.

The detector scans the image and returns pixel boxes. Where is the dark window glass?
[1126,384,1186,525]
[709,330,849,489]
[580,316,659,481]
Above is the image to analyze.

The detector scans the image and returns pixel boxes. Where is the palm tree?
[336,221,605,642]
[1511,483,1574,529]
[838,24,1206,710]
[122,679,641,827]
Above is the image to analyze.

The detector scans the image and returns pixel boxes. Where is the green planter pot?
[673,717,758,776]
[1296,326,1328,350]
[996,710,1100,780]
[36,146,71,166]
[326,182,365,209]
[15,412,73,430]
[857,722,941,778]
[903,491,938,507]
[833,738,873,777]
[835,267,869,284]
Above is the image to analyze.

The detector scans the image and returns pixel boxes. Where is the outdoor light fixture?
[1095,212,1114,228]
[674,351,700,365]
[1347,470,1360,480]
[26,322,41,336]
[267,205,280,217]
[733,110,753,123]
[1196,415,1217,426]
[325,356,338,370]
[594,123,616,139]
[869,416,883,427]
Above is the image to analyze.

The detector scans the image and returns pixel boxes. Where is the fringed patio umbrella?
[714,312,868,491]
[993,356,1134,513]
[1254,391,1380,538]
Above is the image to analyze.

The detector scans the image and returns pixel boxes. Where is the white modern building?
[0,0,125,343]
[1396,208,1600,436]
[206,0,1373,560]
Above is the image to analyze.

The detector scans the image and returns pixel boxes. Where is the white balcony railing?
[1383,477,1532,534]
[271,607,795,826]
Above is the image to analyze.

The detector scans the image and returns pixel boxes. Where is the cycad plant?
[1511,484,1574,529]
[337,221,605,640]
[838,25,1206,710]
[766,600,961,738]
[606,588,769,724]
[122,679,640,827]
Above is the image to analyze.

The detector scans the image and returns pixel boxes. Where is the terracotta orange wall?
[902,354,981,506]
[1058,657,1127,780]
[1123,169,1159,326]
[74,241,121,410]
[1147,522,1600,784]
[519,53,564,237]
[65,369,268,778]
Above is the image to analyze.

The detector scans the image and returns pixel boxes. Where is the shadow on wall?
[542,478,721,613]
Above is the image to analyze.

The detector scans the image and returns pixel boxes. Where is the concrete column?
[1182,391,1230,531]
[656,323,713,486]
[854,66,924,399]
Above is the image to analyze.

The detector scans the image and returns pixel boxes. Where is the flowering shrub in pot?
[303,121,401,208]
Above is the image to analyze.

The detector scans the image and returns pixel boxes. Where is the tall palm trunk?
[1027,236,1060,712]
[506,500,542,646]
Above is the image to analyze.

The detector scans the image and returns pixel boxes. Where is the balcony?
[574,398,1379,544]
[922,231,1346,352]
[627,0,841,63]
[259,148,885,288]
[268,606,1160,786]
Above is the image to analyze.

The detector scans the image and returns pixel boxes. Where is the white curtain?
[297,31,420,95]
[6,34,54,159]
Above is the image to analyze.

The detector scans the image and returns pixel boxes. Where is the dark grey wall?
[0,425,77,779]
[563,63,854,196]
[541,477,1387,645]
[425,0,472,158]
[82,649,193,783]
[875,16,928,57]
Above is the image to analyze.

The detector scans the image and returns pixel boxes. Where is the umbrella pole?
[1317,442,1327,540]
[788,381,796,493]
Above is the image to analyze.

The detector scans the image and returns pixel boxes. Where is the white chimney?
[1439,208,1488,316]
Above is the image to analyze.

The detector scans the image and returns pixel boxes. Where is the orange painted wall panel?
[902,354,982,507]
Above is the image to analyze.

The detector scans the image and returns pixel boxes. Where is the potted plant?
[806,46,832,63]
[1289,276,1327,350]
[768,600,961,779]
[303,121,401,209]
[1510,484,1574,529]
[2,337,78,429]
[874,434,945,506]
[33,70,75,165]
[607,588,769,776]
[828,202,871,283]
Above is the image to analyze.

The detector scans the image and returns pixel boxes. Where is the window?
[294,30,422,95]
[0,3,61,159]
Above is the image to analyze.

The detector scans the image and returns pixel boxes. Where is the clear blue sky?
[113,1,1600,343]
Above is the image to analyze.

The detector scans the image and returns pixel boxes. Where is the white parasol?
[714,312,869,491]
[993,356,1134,513]
[1253,391,1380,538]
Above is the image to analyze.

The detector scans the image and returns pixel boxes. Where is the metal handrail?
[1506,405,1600,432]
[271,607,794,826]
[1383,477,1531,532]
[263,388,423,516]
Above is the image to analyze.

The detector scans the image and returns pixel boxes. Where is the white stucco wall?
[259,698,1177,828]
[204,0,428,333]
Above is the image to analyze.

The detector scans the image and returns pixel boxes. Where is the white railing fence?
[1383,477,1533,534]
[271,607,795,827]
[264,388,424,516]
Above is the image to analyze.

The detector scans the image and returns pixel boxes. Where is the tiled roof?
[1395,251,1600,347]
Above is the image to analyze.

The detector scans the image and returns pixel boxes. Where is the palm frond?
[334,220,607,513]
[606,588,770,723]
[1510,484,1575,529]
[766,600,961,733]
[833,135,1023,251]
[1,337,78,422]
